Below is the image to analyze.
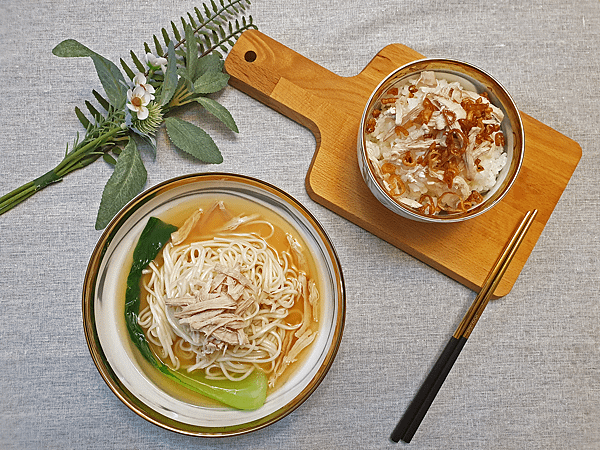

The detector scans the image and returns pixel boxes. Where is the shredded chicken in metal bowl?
[364,71,507,215]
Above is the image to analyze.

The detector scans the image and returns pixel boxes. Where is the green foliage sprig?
[0,0,256,229]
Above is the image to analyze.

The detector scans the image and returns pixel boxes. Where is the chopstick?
[390,209,538,444]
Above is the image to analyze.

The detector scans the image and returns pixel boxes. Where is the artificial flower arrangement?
[0,0,256,229]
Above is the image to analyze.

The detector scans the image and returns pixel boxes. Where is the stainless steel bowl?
[357,58,524,223]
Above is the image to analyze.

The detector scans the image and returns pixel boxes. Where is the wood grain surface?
[224,30,581,297]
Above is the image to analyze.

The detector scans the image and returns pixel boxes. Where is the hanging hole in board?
[244,51,257,62]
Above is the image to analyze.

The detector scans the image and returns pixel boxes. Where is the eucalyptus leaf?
[130,131,157,160]
[52,39,127,110]
[95,138,147,230]
[90,53,128,110]
[193,71,230,94]
[164,117,223,164]
[195,97,238,133]
[185,24,201,83]
[197,52,224,75]
[52,39,95,57]
[159,41,179,106]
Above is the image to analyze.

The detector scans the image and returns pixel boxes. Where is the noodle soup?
[86,173,345,433]
[131,194,322,406]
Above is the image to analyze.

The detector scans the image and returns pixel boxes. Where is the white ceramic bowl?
[82,173,345,436]
[358,58,524,223]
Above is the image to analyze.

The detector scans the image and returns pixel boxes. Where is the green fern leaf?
[103,153,117,165]
[92,89,111,111]
[161,28,171,47]
[120,58,136,80]
[130,50,146,73]
[187,12,198,28]
[153,35,164,57]
[194,7,205,23]
[85,100,102,121]
[75,106,91,129]
[171,21,182,41]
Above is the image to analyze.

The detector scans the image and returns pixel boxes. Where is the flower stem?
[0,182,37,215]
[56,126,123,176]
[0,125,125,216]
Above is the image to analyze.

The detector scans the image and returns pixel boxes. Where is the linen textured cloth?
[1,1,598,449]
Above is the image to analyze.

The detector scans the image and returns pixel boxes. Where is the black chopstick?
[390,210,538,443]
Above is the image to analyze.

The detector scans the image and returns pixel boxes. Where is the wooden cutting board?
[224,30,581,297]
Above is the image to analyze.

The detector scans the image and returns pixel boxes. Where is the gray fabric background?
[1,1,598,449]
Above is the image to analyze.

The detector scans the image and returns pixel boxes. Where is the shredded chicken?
[219,213,260,231]
[171,202,229,244]
[308,279,319,322]
[270,329,316,385]
[171,208,203,245]
[366,71,507,215]
[165,263,256,347]
[287,233,307,269]
[294,273,311,338]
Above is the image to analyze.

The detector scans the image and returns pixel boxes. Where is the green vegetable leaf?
[195,96,238,132]
[125,216,177,365]
[164,117,223,163]
[163,367,268,410]
[90,53,128,110]
[52,39,95,57]
[95,138,147,230]
[158,41,178,106]
[193,70,230,94]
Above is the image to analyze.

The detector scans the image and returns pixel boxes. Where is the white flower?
[132,72,155,100]
[145,53,168,72]
[127,86,152,120]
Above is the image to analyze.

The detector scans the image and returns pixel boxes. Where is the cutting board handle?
[225,30,415,142]
[225,30,340,138]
